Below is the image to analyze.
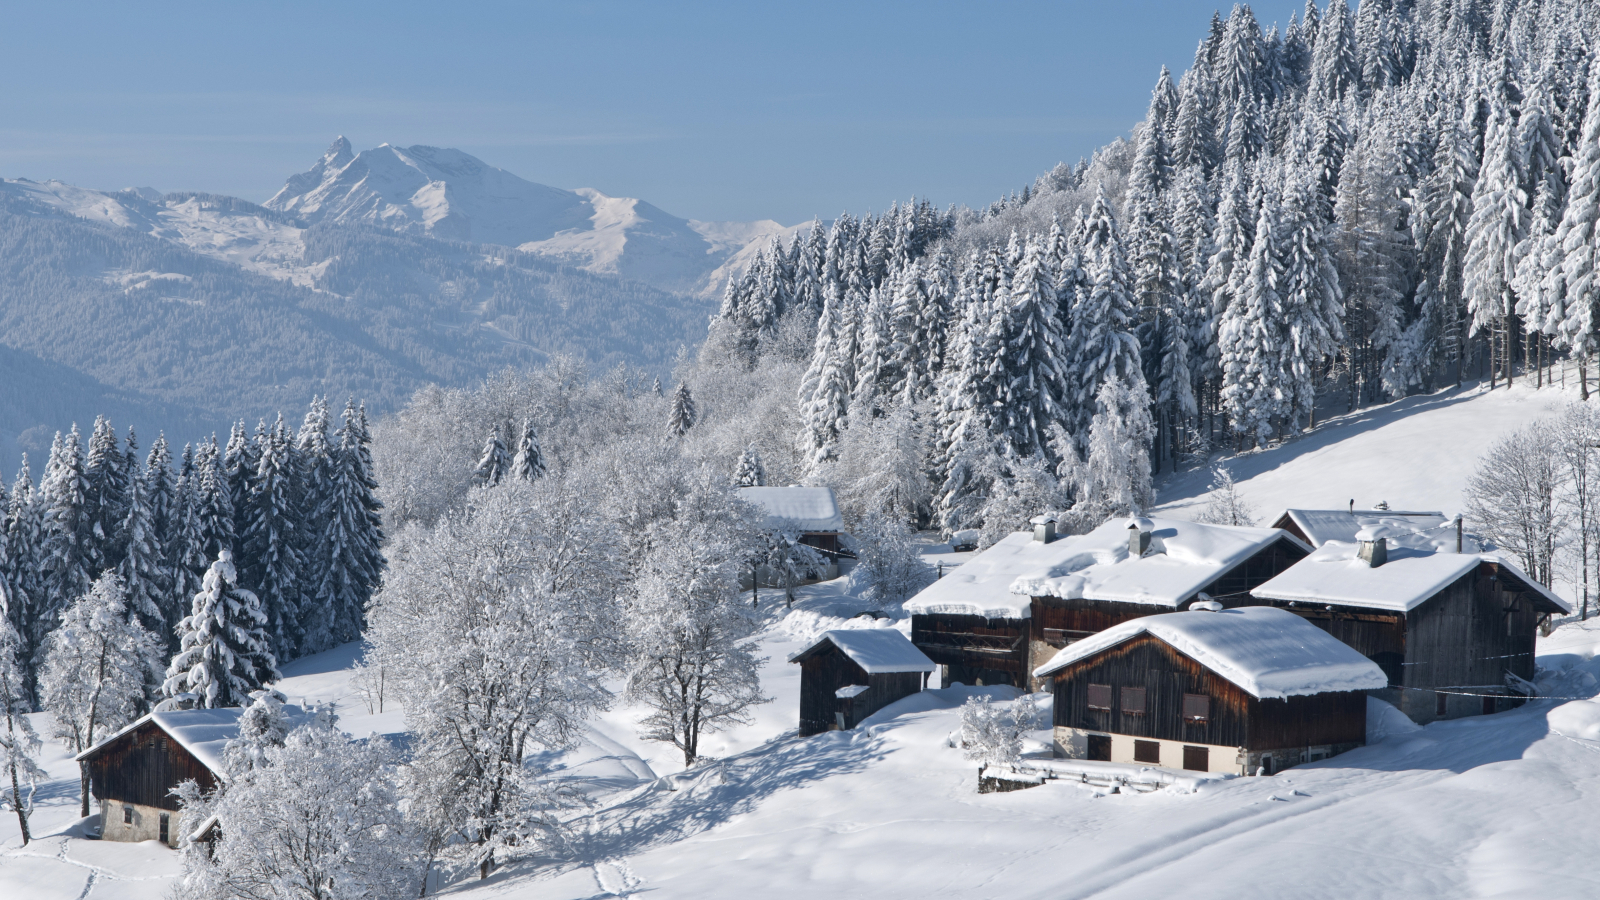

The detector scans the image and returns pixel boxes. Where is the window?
[123,806,133,825]
[1134,739,1160,763]
[1182,745,1210,772]
[1087,734,1112,761]
[1436,691,1449,717]
[159,813,170,844]
[1087,684,1112,711]
[1183,693,1210,723]
[1120,686,1147,715]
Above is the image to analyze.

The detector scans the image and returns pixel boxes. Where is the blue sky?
[0,1,1307,224]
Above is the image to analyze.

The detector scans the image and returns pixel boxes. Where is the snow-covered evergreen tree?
[733,442,767,487]
[115,463,165,640]
[1220,201,1287,445]
[40,426,96,643]
[242,416,304,660]
[305,401,387,650]
[1195,463,1257,526]
[164,550,280,710]
[999,235,1072,460]
[1077,378,1155,520]
[1464,100,1528,382]
[40,572,161,815]
[472,423,509,487]
[3,459,44,705]
[510,418,546,482]
[667,382,698,438]
[1069,191,1144,441]
[1551,67,1600,365]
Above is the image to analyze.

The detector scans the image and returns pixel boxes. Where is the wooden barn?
[75,706,304,847]
[903,526,1044,688]
[1248,526,1569,723]
[1034,606,1387,775]
[789,629,936,737]
[1272,506,1451,548]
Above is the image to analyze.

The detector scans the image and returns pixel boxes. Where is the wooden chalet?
[904,517,1310,691]
[1034,606,1387,775]
[76,706,305,848]
[1248,526,1569,723]
[737,486,846,556]
[789,629,936,737]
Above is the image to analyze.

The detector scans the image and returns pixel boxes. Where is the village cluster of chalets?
[784,489,1565,784]
[76,485,1567,846]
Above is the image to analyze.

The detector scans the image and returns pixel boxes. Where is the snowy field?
[8,377,1600,899]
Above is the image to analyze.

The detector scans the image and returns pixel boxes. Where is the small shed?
[789,629,936,737]
[76,706,305,848]
[1249,529,1569,723]
[737,486,846,555]
[1035,606,1386,775]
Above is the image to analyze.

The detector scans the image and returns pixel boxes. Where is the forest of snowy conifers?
[707,0,1600,541]
[0,400,385,710]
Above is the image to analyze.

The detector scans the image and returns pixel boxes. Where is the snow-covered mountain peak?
[263,138,803,294]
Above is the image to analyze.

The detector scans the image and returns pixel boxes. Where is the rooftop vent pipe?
[1127,517,1154,557]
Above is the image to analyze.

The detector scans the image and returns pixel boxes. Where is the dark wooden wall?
[1050,634,1366,750]
[86,723,217,811]
[1199,536,1310,599]
[1406,565,1539,689]
[1247,603,1407,685]
[797,645,922,735]
[910,613,1026,687]
[1050,634,1253,747]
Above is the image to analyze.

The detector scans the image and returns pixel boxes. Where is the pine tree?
[224,422,260,558]
[165,469,207,658]
[1078,378,1156,520]
[1277,172,1346,427]
[83,416,126,574]
[41,426,96,644]
[164,550,280,709]
[998,234,1072,460]
[242,416,304,661]
[4,459,43,706]
[733,443,767,487]
[192,438,235,577]
[305,400,386,650]
[1221,201,1288,446]
[1309,0,1360,103]
[472,423,509,487]
[797,284,856,466]
[1068,191,1144,441]
[1464,100,1529,384]
[115,463,165,641]
[510,418,546,482]
[667,382,698,438]
[1552,66,1600,366]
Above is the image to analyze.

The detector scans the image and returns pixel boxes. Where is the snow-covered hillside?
[266,138,805,295]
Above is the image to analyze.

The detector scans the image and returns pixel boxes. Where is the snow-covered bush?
[958,696,1023,768]
[175,716,420,900]
[1194,463,1256,526]
[852,512,934,607]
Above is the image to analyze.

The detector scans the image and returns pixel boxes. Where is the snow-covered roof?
[1033,606,1389,699]
[836,684,870,699]
[1275,509,1452,548]
[789,629,937,674]
[1252,542,1573,614]
[736,486,845,533]
[902,532,1042,618]
[77,706,310,775]
[1008,517,1306,608]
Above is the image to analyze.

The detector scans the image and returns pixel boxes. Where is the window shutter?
[1133,739,1160,763]
[1182,693,1210,723]
[1120,686,1147,714]
[1087,684,1112,710]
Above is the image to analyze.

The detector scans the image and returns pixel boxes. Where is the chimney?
[1127,518,1153,557]
[1354,525,1389,568]
[1031,513,1058,544]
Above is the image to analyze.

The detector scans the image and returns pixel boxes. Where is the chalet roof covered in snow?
[789,628,937,674]
[1274,508,1459,549]
[736,486,844,533]
[1007,517,1306,608]
[902,531,1043,618]
[1252,542,1572,614]
[1033,606,1389,699]
[77,706,311,776]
